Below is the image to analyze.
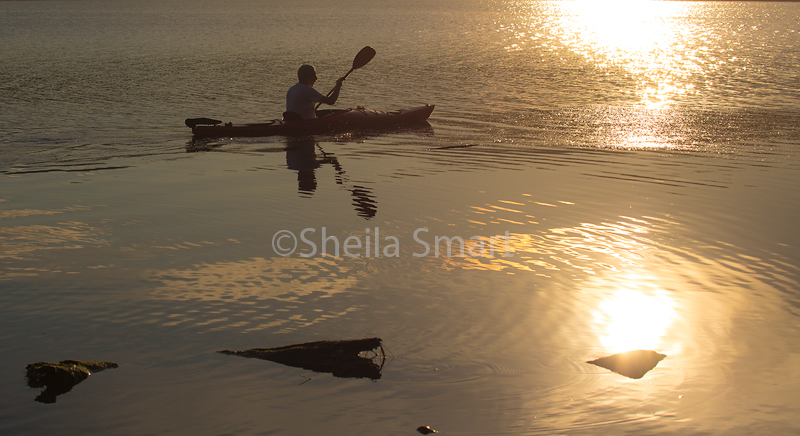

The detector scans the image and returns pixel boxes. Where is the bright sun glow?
[562,0,670,52]
[595,286,676,353]
[553,0,701,107]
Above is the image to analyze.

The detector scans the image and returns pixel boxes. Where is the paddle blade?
[352,46,376,70]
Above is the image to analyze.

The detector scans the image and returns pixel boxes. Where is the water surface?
[1,1,799,435]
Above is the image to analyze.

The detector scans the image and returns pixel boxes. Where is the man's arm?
[318,77,345,105]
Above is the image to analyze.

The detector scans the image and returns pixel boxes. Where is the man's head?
[297,64,317,86]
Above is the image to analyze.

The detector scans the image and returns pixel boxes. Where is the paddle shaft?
[315,46,375,111]
[314,68,353,110]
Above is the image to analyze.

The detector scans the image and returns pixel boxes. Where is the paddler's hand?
[319,77,346,106]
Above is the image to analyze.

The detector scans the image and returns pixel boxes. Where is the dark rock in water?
[417,425,438,434]
[587,350,666,379]
[219,337,384,380]
[25,360,118,403]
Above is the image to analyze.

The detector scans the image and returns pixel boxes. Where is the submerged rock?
[25,360,118,403]
[587,350,666,379]
[417,425,438,434]
[219,337,385,380]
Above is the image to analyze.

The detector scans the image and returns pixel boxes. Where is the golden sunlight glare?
[595,286,676,353]
[554,0,701,107]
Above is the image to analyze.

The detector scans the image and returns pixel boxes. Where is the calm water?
[1,1,799,435]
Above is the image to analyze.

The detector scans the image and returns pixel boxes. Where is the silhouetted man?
[285,65,344,120]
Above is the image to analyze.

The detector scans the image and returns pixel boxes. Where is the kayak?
[187,105,434,139]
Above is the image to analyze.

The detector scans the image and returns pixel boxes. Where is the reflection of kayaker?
[284,138,344,195]
[285,137,320,195]
[284,139,377,219]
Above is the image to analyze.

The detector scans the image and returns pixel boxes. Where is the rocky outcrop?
[587,350,666,379]
[25,360,118,403]
[219,338,384,380]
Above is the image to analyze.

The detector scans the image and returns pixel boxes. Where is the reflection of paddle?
[313,143,377,219]
[315,46,376,111]
[350,185,377,219]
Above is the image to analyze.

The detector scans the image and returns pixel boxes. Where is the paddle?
[315,46,376,110]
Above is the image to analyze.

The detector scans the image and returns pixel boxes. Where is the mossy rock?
[25,360,118,403]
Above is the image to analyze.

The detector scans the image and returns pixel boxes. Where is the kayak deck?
[188,105,434,139]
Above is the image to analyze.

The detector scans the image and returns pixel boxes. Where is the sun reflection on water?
[499,0,708,109]
[495,0,726,149]
[433,214,660,276]
[553,0,702,108]
[594,284,676,354]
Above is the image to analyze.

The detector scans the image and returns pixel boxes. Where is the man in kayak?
[285,64,345,120]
